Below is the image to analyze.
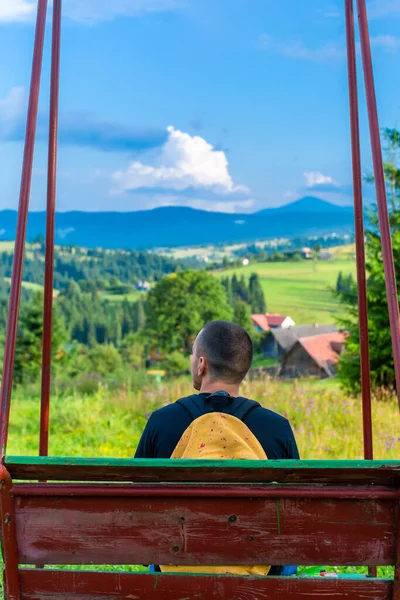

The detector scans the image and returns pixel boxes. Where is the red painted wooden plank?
[15,494,396,566]
[13,483,400,500]
[19,570,393,600]
[6,461,400,485]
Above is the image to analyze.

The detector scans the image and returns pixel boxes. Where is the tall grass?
[7,377,400,459]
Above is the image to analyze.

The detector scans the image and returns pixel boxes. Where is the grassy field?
[7,377,399,460]
[215,258,356,324]
[100,290,142,304]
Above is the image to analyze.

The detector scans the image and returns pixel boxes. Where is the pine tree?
[237,275,248,301]
[232,300,253,333]
[336,272,343,293]
[14,292,68,384]
[231,274,239,297]
[136,299,146,330]
[249,273,267,313]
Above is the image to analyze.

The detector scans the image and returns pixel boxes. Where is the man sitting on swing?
[136,320,299,575]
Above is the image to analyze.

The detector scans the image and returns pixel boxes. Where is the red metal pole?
[357,0,400,407]
[0,0,48,458]
[344,0,373,459]
[40,0,62,457]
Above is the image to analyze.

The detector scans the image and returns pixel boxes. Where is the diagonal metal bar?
[344,0,373,459]
[40,0,63,457]
[357,0,400,408]
[0,0,49,458]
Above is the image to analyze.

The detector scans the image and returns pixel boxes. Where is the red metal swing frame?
[1,1,400,599]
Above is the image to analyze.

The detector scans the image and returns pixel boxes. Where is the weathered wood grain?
[19,570,393,600]
[15,492,396,566]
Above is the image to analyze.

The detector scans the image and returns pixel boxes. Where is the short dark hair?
[196,321,253,384]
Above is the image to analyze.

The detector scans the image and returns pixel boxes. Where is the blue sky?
[0,0,399,215]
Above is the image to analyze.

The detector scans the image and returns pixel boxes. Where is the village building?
[318,250,334,261]
[135,280,151,292]
[262,324,339,359]
[301,247,313,259]
[251,313,295,334]
[280,332,346,379]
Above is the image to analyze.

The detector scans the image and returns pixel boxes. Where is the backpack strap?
[176,395,205,421]
[177,394,260,423]
[232,397,261,421]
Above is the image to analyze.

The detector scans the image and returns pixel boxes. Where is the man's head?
[191,321,253,392]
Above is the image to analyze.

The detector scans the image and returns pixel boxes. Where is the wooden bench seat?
[1,458,400,599]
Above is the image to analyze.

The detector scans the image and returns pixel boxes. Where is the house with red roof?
[280,332,346,379]
[251,313,295,333]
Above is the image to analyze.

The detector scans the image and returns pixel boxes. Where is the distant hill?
[0,198,354,250]
[260,196,353,214]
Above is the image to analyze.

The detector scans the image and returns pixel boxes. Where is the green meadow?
[215,258,356,324]
[7,377,399,461]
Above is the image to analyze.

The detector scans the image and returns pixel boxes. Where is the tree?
[144,271,232,354]
[221,277,234,307]
[87,343,122,376]
[64,280,81,299]
[249,273,267,313]
[161,351,189,377]
[120,333,145,370]
[136,298,146,330]
[336,272,344,294]
[233,300,253,333]
[337,128,400,393]
[14,292,68,384]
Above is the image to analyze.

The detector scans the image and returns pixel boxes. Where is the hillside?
[0,198,354,250]
[214,258,356,324]
[0,238,356,325]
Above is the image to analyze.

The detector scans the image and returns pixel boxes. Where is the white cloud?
[0,0,184,24]
[113,126,249,196]
[370,35,400,51]
[368,0,400,19]
[258,34,345,63]
[57,227,75,239]
[258,29,400,64]
[0,87,26,135]
[304,172,334,188]
[0,0,35,23]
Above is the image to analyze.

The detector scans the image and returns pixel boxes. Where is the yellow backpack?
[161,393,271,576]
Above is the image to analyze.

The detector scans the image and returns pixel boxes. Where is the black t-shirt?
[135,392,299,460]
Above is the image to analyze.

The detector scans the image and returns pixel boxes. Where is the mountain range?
[0,197,354,250]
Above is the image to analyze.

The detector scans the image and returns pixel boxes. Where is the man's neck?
[199,380,241,397]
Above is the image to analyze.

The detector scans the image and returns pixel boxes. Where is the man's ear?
[198,356,207,376]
